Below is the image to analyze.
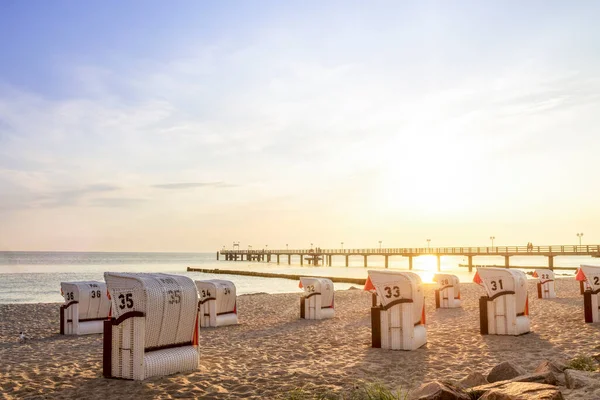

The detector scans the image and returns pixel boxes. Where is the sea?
[1,251,598,304]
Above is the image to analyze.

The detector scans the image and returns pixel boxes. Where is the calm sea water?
[0,251,596,304]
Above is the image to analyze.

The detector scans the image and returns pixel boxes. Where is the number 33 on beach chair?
[577,265,600,323]
[474,267,530,336]
[102,272,200,380]
[299,277,335,320]
[60,281,111,335]
[364,270,427,351]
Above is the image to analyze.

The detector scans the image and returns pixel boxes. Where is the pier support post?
[276,254,280,264]
[548,256,554,270]
[408,256,413,270]
[505,255,510,268]
[217,252,219,260]
[300,255,303,266]
[364,255,367,268]
[288,255,291,265]
[328,255,332,266]
[385,255,389,269]
[345,255,349,267]
[437,255,441,272]
[468,255,473,272]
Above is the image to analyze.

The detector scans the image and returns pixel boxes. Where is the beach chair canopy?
[433,273,460,289]
[104,272,198,350]
[195,279,237,314]
[299,277,334,308]
[365,270,424,325]
[578,265,600,293]
[475,267,527,314]
[532,269,554,284]
[61,281,110,320]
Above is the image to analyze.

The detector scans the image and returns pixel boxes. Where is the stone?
[535,360,568,374]
[564,369,600,389]
[472,382,564,400]
[457,372,488,388]
[487,361,527,383]
[409,380,470,400]
[510,372,558,386]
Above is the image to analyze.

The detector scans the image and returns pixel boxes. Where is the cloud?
[89,197,146,208]
[152,182,234,189]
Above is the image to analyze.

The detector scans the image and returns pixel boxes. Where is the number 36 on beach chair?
[364,270,427,351]
[60,281,111,335]
[474,267,530,336]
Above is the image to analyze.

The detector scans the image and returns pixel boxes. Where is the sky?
[1,1,599,252]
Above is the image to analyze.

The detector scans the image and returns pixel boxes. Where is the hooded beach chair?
[474,267,530,335]
[532,269,556,299]
[299,277,335,320]
[364,270,427,350]
[195,279,238,327]
[576,265,600,323]
[60,281,111,335]
[103,272,199,380]
[433,273,461,308]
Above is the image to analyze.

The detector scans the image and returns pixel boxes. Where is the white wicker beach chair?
[195,279,238,327]
[365,270,427,350]
[103,272,199,380]
[532,269,556,299]
[60,281,110,335]
[432,273,461,308]
[578,265,600,323]
[299,277,335,320]
[474,267,530,335]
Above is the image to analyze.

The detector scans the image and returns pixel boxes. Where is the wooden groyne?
[186,267,366,285]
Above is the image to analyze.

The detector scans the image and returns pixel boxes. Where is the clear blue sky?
[1,1,599,251]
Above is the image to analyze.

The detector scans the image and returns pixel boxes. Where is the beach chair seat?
[365,270,427,350]
[60,281,110,335]
[532,269,556,299]
[299,277,335,320]
[474,268,530,335]
[433,273,461,308]
[577,265,600,323]
[195,279,238,327]
[103,272,199,380]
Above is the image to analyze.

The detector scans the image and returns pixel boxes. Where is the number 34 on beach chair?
[474,267,530,336]
[102,272,200,380]
[364,270,427,351]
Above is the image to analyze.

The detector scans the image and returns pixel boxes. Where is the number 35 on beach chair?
[102,272,200,380]
[474,267,530,336]
[432,273,461,308]
[299,277,335,320]
[60,281,111,335]
[577,265,600,323]
[195,279,238,327]
[364,270,427,351]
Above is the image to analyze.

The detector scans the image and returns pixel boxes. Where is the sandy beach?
[1,278,599,399]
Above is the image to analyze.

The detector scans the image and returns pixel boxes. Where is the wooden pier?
[218,245,600,271]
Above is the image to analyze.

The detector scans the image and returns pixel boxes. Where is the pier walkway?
[217,245,600,271]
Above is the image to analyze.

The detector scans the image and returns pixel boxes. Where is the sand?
[1,278,599,399]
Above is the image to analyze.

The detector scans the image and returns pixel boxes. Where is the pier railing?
[220,245,600,256]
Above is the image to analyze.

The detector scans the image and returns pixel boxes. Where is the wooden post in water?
[300,255,303,266]
[468,255,473,272]
[345,255,349,267]
[437,255,441,271]
[288,255,291,265]
[408,256,413,270]
[276,254,280,264]
[505,255,510,268]
[548,256,554,270]
[385,255,389,269]
[216,252,219,260]
[364,255,367,268]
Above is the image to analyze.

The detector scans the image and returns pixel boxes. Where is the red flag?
[532,271,538,278]
[298,281,303,288]
[363,277,375,292]
[192,314,199,346]
[421,305,426,325]
[233,302,237,314]
[575,268,586,281]
[473,271,482,285]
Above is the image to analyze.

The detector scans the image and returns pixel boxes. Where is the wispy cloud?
[152,182,235,189]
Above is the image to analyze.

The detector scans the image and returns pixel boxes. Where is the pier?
[217,245,600,271]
